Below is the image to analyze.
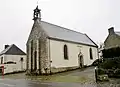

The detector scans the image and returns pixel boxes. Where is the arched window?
[64,44,68,60]
[89,48,93,60]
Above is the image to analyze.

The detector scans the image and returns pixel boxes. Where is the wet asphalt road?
[0,79,95,87]
[0,78,100,87]
[0,67,120,87]
[1,78,120,87]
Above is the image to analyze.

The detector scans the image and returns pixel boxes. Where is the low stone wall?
[4,71,26,75]
[50,66,80,74]
[26,66,80,75]
[26,66,83,75]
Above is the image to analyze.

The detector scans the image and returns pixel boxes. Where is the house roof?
[115,32,120,36]
[38,20,97,47]
[0,44,26,56]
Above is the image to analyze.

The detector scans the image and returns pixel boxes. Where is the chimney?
[108,27,114,35]
[5,45,9,49]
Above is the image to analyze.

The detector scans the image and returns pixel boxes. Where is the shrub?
[98,58,120,69]
[102,47,120,58]
[98,68,106,75]
[98,57,120,78]
[92,58,103,66]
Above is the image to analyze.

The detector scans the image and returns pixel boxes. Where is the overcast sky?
[0,0,120,52]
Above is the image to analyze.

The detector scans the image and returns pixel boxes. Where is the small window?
[64,44,68,60]
[89,48,93,60]
[1,57,3,64]
[20,57,24,62]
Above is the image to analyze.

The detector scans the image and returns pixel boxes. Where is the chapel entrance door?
[79,55,84,68]
[78,52,84,68]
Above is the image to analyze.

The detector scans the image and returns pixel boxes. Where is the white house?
[0,44,26,74]
[26,6,99,75]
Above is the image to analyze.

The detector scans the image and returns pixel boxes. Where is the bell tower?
[33,6,41,20]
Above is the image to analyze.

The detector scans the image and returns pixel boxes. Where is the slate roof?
[38,20,97,47]
[0,44,26,56]
[115,32,120,36]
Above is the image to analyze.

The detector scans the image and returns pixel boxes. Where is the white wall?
[48,39,98,68]
[0,54,26,74]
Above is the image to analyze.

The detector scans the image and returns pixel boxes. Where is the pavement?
[0,67,120,87]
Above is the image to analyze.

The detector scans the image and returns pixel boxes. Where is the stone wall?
[26,19,94,75]
[104,34,120,49]
[26,19,49,75]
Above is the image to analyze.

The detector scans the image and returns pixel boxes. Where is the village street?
[0,67,120,87]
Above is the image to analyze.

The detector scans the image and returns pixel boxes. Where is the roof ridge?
[115,31,120,33]
[12,44,26,54]
[4,44,14,53]
[0,44,13,55]
[0,44,26,56]
[41,21,85,35]
[84,34,98,47]
[115,31,120,37]
[38,20,97,47]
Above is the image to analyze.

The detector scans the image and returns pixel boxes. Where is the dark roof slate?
[37,20,97,47]
[115,32,120,36]
[0,44,26,55]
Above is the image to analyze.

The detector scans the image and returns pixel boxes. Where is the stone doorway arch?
[78,52,84,68]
